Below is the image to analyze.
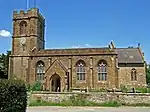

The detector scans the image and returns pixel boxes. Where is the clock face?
[20,37,26,45]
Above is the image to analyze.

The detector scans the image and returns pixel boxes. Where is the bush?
[0,77,27,112]
[29,81,42,91]
[120,84,128,93]
[136,88,150,93]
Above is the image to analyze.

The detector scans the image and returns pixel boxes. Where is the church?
[9,8,146,92]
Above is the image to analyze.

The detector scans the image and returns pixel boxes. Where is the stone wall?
[30,92,150,105]
[118,66,146,88]
[28,54,117,91]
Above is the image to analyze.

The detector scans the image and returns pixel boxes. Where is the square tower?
[9,8,45,82]
[12,8,45,55]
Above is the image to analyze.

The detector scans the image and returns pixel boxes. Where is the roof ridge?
[117,47,138,49]
[42,47,109,51]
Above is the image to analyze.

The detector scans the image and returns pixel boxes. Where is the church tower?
[12,8,45,55]
[9,8,45,82]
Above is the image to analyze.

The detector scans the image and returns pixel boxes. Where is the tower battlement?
[12,7,45,55]
[13,8,45,22]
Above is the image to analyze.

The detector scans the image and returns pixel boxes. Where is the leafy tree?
[0,51,11,79]
[5,51,11,76]
[146,64,150,85]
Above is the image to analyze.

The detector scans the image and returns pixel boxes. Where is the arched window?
[76,60,86,80]
[98,60,107,81]
[20,21,27,35]
[36,61,45,81]
[131,68,137,81]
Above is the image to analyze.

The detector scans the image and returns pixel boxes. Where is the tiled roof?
[116,48,144,63]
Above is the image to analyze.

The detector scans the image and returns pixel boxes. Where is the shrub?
[120,84,128,93]
[136,88,150,93]
[30,81,42,91]
[0,77,27,112]
[26,83,31,92]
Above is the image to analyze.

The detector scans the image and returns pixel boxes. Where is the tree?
[0,51,11,79]
[146,64,150,85]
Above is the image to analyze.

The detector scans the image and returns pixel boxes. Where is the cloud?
[72,44,92,48]
[72,45,81,48]
[85,44,92,47]
[0,30,11,37]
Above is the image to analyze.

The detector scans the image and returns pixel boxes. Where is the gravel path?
[27,106,150,112]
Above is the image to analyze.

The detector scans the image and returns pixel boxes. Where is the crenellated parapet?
[13,8,45,24]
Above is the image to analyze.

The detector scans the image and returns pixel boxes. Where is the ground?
[27,107,150,112]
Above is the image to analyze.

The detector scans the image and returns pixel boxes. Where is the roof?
[30,47,117,56]
[116,48,144,63]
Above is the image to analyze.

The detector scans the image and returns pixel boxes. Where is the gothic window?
[36,61,45,81]
[20,21,27,35]
[131,68,137,81]
[98,60,107,81]
[76,60,86,80]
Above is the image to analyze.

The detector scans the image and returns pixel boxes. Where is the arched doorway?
[50,74,61,92]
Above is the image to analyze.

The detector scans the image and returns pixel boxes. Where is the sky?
[0,0,150,63]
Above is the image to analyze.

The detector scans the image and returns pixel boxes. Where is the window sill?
[97,81,107,83]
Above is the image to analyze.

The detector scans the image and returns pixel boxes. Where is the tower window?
[20,21,27,35]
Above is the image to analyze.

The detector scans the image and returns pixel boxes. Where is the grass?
[29,100,121,107]
[29,99,150,107]
[122,103,150,107]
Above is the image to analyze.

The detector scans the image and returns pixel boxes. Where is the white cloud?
[72,44,92,48]
[0,30,11,37]
[72,45,81,48]
[85,44,92,47]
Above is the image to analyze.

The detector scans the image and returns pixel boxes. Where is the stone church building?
[9,8,146,92]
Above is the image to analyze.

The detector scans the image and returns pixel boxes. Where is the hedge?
[0,77,27,112]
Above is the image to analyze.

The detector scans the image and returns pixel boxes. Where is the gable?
[45,60,68,73]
